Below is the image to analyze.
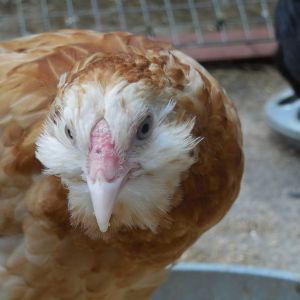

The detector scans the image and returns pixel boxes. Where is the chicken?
[0,30,243,300]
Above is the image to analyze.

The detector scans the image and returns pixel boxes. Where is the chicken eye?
[65,126,73,140]
[136,115,153,140]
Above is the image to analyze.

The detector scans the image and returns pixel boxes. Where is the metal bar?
[236,0,252,40]
[259,0,275,38]
[139,0,151,26]
[163,0,179,45]
[187,0,204,44]
[211,0,228,43]
[43,2,242,18]
[15,0,27,36]
[178,37,276,49]
[66,0,77,28]
[149,2,212,11]
[40,0,51,31]
[90,0,102,31]
[115,0,127,31]
[139,0,154,36]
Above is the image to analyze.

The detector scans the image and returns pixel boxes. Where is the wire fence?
[0,0,278,60]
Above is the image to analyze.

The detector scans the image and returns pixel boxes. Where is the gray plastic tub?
[153,263,300,300]
[264,88,300,146]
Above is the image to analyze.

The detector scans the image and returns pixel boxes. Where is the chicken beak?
[86,118,127,233]
[86,174,127,232]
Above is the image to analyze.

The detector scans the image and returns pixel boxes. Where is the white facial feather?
[36,64,201,237]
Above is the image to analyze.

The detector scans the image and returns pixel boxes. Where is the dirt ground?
[181,62,300,274]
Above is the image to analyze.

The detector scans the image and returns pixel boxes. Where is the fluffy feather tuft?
[36,73,199,236]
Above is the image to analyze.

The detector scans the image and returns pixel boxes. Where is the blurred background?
[0,0,299,273]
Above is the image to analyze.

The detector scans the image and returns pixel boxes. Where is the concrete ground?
[182,62,300,274]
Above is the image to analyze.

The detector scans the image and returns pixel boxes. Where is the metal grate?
[0,0,278,61]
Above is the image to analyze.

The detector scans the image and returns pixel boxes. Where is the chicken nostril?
[96,148,102,155]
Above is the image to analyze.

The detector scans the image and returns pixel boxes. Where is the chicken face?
[36,54,200,238]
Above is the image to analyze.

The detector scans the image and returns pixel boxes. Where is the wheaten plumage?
[0,30,243,300]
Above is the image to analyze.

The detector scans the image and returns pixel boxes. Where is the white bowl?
[264,88,300,144]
